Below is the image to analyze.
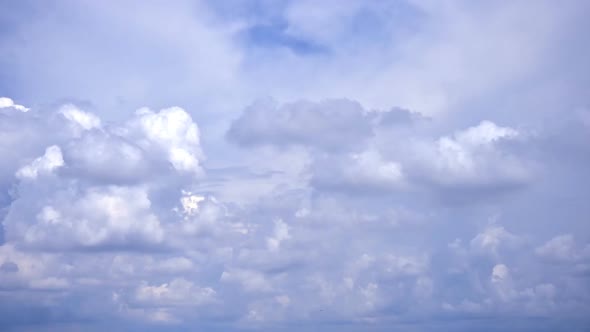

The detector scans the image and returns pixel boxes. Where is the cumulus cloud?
[124,107,204,174]
[229,99,531,200]
[1,1,589,331]
[1,102,207,253]
[535,235,590,263]
[16,145,64,180]
[311,149,405,193]
[59,104,102,133]
[0,97,29,112]
[406,121,530,192]
[227,98,374,152]
[19,186,163,250]
[0,91,589,331]
[471,225,521,256]
[63,132,150,184]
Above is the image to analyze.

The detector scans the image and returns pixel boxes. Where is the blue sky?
[1,1,590,331]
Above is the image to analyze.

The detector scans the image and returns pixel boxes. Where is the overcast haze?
[1,1,590,331]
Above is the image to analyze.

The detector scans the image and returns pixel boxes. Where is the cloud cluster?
[1,96,588,331]
[229,99,531,199]
[1,1,589,331]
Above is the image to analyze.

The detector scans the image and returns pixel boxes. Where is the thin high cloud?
[1,1,589,331]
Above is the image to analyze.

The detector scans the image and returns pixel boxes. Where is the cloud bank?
[1,1,589,331]
[0,96,588,331]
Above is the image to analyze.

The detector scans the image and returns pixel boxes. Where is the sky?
[0,0,589,331]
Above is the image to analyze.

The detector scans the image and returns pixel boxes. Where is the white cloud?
[64,132,150,183]
[174,192,245,238]
[59,104,102,132]
[0,244,54,285]
[471,225,520,255]
[227,98,373,152]
[0,93,588,330]
[0,0,589,329]
[383,253,429,277]
[491,263,510,283]
[126,107,204,174]
[135,278,215,307]
[7,186,164,250]
[535,234,583,263]
[179,191,206,217]
[411,121,529,189]
[0,1,242,117]
[229,100,531,199]
[16,145,64,180]
[3,102,205,186]
[311,149,405,192]
[266,219,290,252]
[0,97,30,112]
[359,1,583,115]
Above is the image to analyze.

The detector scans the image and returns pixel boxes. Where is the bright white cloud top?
[0,1,589,332]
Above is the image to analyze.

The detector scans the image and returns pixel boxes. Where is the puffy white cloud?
[471,225,521,255]
[174,191,248,238]
[491,263,510,283]
[0,97,29,112]
[228,100,533,201]
[124,107,204,174]
[6,186,164,250]
[0,1,589,329]
[0,93,588,331]
[59,104,102,133]
[409,121,530,190]
[1,102,198,252]
[111,277,217,324]
[0,108,53,187]
[63,132,150,184]
[16,145,64,180]
[179,191,206,217]
[0,101,205,190]
[535,234,589,263]
[311,149,405,192]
